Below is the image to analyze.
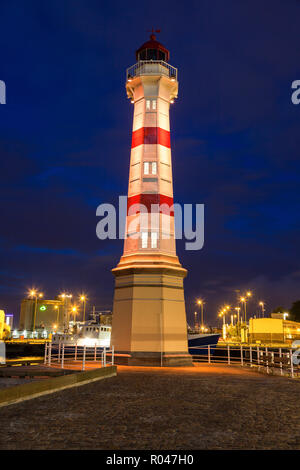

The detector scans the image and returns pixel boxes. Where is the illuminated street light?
[194,311,198,331]
[240,297,247,322]
[72,306,77,323]
[80,294,87,323]
[235,307,241,323]
[54,304,60,324]
[28,289,44,332]
[259,301,265,318]
[197,299,205,330]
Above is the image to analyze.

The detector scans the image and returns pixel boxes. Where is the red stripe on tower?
[127,194,174,216]
[131,127,171,148]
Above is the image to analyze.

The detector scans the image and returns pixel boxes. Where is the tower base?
[111,260,193,367]
[114,351,193,367]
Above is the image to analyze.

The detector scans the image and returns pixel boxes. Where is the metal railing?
[191,344,299,378]
[126,60,177,81]
[44,342,114,370]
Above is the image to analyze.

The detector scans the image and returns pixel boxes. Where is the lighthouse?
[111,34,193,366]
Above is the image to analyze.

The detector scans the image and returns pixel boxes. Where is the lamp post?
[29,290,43,334]
[219,310,227,340]
[72,306,77,324]
[235,307,241,324]
[54,304,60,326]
[80,295,87,323]
[259,301,265,318]
[194,311,198,331]
[197,299,204,331]
[240,297,247,322]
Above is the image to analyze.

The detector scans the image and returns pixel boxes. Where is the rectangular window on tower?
[146,100,151,111]
[144,162,149,175]
[151,162,157,175]
[151,232,158,248]
[141,232,148,248]
[152,100,157,110]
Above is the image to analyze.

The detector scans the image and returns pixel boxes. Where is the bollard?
[94,344,97,361]
[58,342,61,363]
[82,345,86,371]
[257,346,260,365]
[279,348,283,376]
[61,344,65,369]
[208,345,211,364]
[266,347,269,374]
[103,347,106,367]
[101,350,104,368]
[250,346,252,366]
[227,344,230,365]
[75,342,78,361]
[48,342,52,366]
[112,345,114,366]
[290,349,294,378]
[240,345,243,366]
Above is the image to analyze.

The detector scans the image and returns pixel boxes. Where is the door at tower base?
[111,267,193,366]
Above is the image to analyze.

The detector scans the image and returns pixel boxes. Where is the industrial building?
[18,295,73,338]
[0,310,11,340]
[249,316,300,345]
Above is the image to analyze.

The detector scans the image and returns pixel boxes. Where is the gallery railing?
[126,60,178,81]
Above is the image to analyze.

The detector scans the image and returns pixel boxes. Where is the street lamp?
[197,299,204,330]
[240,297,247,322]
[80,295,87,323]
[235,307,241,323]
[72,306,77,323]
[259,301,265,318]
[28,289,44,334]
[219,310,227,340]
[194,311,198,331]
[54,304,60,325]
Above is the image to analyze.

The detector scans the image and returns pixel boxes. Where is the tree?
[289,301,300,323]
[273,306,285,313]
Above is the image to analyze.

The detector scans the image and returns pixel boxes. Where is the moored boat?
[187,332,220,356]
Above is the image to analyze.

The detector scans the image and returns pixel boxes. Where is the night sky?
[1,0,299,326]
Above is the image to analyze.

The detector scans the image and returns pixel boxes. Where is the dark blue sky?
[1,0,299,325]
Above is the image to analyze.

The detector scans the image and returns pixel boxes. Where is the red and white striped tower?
[112,34,192,366]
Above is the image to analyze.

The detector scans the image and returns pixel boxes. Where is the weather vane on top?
[147,28,161,39]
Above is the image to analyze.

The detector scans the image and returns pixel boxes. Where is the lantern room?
[136,33,170,62]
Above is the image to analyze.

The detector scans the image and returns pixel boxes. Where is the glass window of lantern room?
[148,49,157,60]
[141,232,148,248]
[151,232,158,248]
[158,50,166,61]
[144,162,149,174]
[151,162,157,175]
[152,100,157,110]
[146,100,151,110]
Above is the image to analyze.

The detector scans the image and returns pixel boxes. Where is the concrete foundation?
[112,265,193,367]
